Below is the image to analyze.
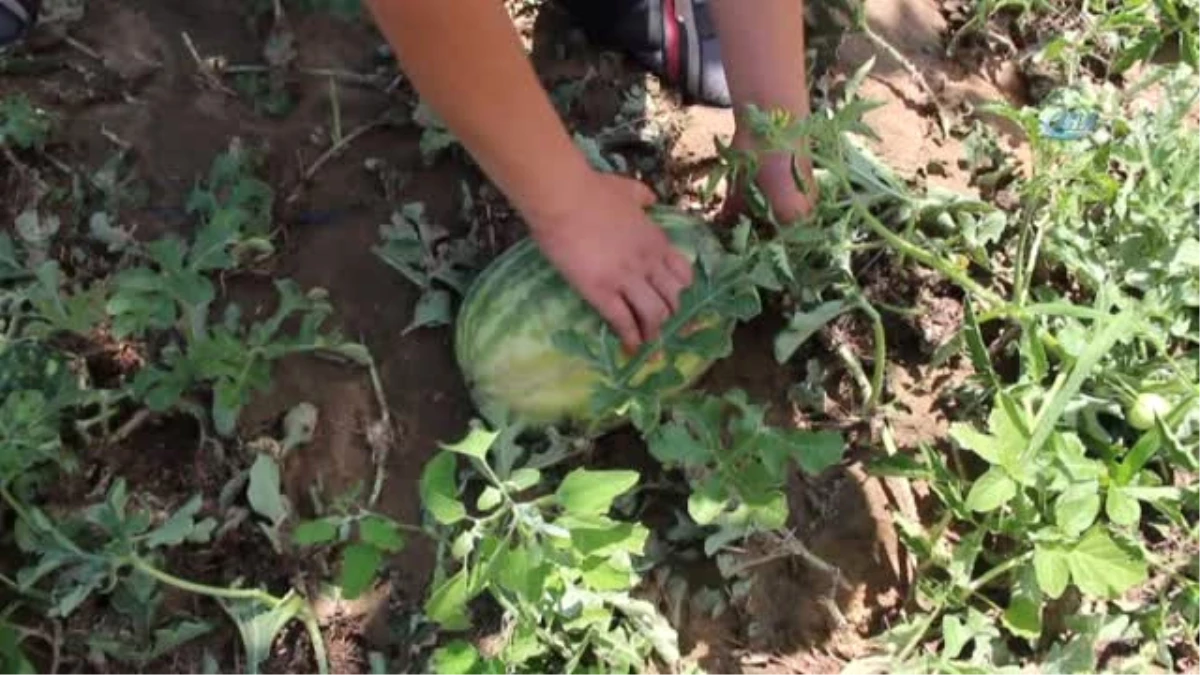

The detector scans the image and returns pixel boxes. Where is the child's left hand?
[719,131,819,227]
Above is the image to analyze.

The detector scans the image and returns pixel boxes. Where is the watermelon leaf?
[442,426,500,461]
[554,469,639,516]
[420,452,466,525]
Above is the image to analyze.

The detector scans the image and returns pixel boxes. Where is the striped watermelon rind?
[454,206,732,432]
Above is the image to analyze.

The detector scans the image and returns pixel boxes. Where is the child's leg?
[0,0,38,47]
[710,0,817,223]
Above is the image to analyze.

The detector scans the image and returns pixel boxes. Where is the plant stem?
[835,342,873,409]
[301,609,331,675]
[0,483,87,557]
[0,572,23,594]
[896,551,1033,662]
[851,199,1005,307]
[388,521,429,537]
[859,299,887,412]
[125,555,283,606]
[966,551,1032,594]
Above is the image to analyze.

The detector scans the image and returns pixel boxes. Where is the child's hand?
[527,171,694,353]
[719,129,819,226]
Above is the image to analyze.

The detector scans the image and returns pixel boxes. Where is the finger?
[629,180,657,207]
[596,291,643,354]
[649,261,687,314]
[663,248,694,288]
[621,278,672,343]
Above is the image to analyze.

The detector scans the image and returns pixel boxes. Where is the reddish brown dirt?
[0,0,1035,671]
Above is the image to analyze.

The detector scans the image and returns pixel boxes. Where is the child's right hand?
[525,170,695,354]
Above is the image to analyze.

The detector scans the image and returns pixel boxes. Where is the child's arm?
[365,0,693,351]
[710,0,817,223]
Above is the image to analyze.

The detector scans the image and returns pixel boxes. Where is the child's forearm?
[365,0,591,227]
[709,0,810,128]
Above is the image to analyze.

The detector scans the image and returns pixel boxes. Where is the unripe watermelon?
[454,206,731,432]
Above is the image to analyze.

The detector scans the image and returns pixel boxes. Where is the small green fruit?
[1127,393,1170,431]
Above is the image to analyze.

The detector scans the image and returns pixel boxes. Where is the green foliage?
[987,66,1200,343]
[4,3,1196,671]
[0,94,52,149]
[0,624,34,674]
[292,505,410,600]
[372,202,480,333]
[233,73,296,118]
[954,0,1199,78]
[0,136,367,672]
[648,390,844,554]
[857,62,1199,673]
[411,101,460,166]
[185,138,276,242]
[418,426,680,674]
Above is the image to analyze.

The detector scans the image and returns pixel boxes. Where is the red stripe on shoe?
[663,0,681,83]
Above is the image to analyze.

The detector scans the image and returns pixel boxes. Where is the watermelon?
[454,206,732,432]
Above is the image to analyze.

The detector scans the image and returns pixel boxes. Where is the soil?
[1,0,1040,671]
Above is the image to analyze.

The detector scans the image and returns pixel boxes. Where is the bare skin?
[365,0,813,352]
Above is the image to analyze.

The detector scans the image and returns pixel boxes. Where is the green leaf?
[942,614,971,659]
[442,426,499,461]
[247,454,288,525]
[688,480,727,526]
[1065,527,1147,599]
[145,494,212,547]
[965,467,1016,512]
[1105,487,1141,527]
[505,468,541,492]
[774,300,850,363]
[51,561,106,617]
[865,454,932,479]
[405,289,453,334]
[201,648,220,672]
[1042,632,1096,674]
[0,623,35,674]
[451,530,475,560]
[0,234,24,280]
[218,593,305,675]
[1172,238,1200,273]
[90,620,215,668]
[786,429,845,475]
[949,423,1004,464]
[476,487,502,512]
[567,517,649,557]
[947,529,984,588]
[359,515,406,553]
[1024,311,1136,463]
[963,297,1000,387]
[425,569,472,631]
[1055,482,1101,537]
[293,518,339,545]
[430,640,481,675]
[420,452,466,525]
[492,542,549,600]
[1034,543,1071,599]
[338,543,383,599]
[646,422,710,467]
[554,468,639,516]
[1003,596,1042,640]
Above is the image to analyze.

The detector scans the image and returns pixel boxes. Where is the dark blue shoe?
[556,0,731,108]
[0,0,38,47]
